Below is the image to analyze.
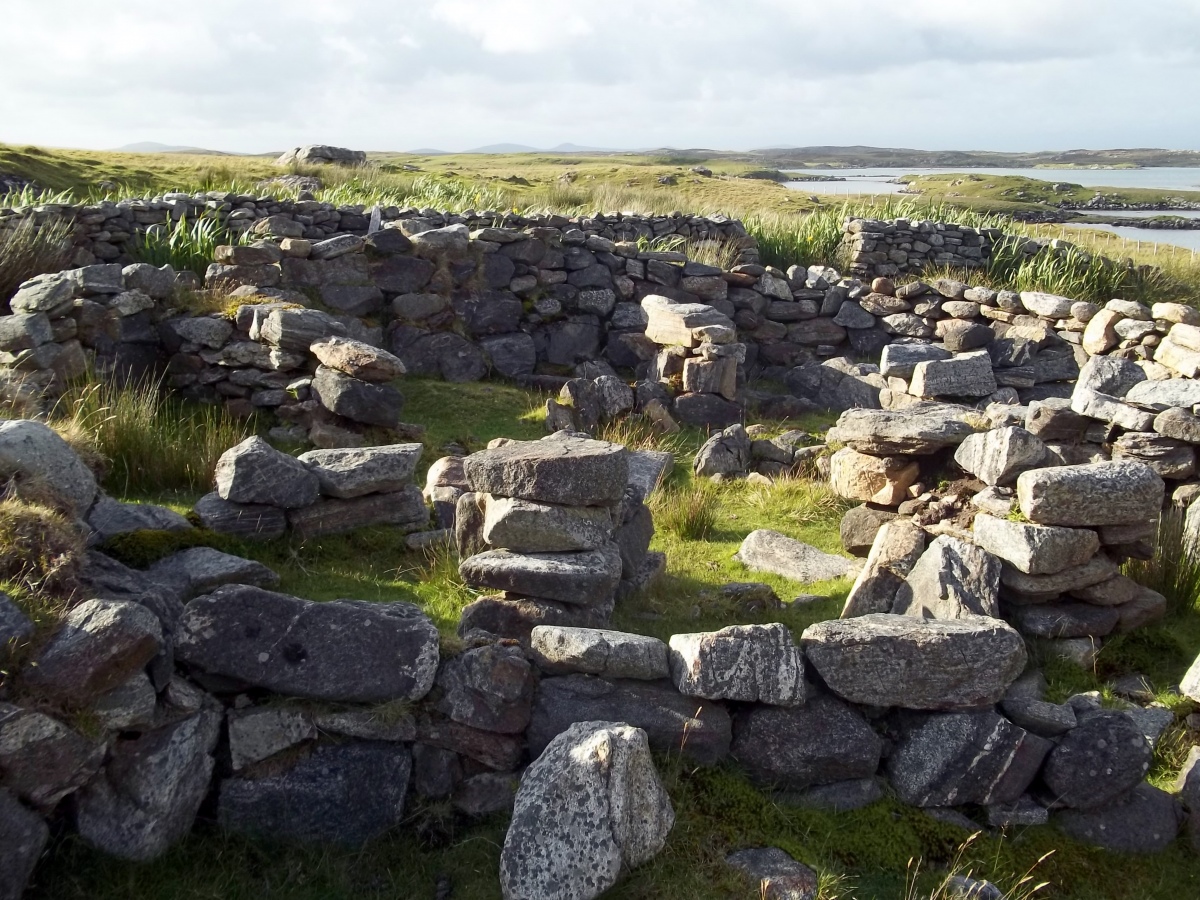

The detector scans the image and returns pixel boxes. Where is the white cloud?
[1,0,1198,153]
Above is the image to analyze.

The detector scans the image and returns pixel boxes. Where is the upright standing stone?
[499,721,674,900]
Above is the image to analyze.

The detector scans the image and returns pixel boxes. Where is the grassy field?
[9,376,1197,900]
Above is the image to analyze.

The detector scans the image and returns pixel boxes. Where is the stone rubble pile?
[830,392,1171,652]
[455,434,663,645]
[195,437,428,541]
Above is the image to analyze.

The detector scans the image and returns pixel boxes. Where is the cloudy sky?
[5,0,1200,154]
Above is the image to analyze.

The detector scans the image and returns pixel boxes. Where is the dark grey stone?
[1042,711,1153,809]
[312,365,404,428]
[218,742,411,845]
[1056,783,1183,853]
[732,696,882,789]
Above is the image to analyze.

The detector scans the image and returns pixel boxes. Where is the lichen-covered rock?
[669,623,806,706]
[460,544,623,606]
[841,520,926,618]
[693,424,751,478]
[0,418,97,515]
[1056,783,1183,853]
[192,492,287,541]
[887,711,1052,807]
[499,721,674,900]
[463,437,629,507]
[530,627,669,680]
[24,598,162,702]
[725,847,818,900]
[480,494,614,553]
[953,426,1048,486]
[827,404,985,455]
[731,696,882,789]
[214,436,320,509]
[0,705,104,810]
[436,644,536,734]
[86,496,192,542]
[1017,461,1164,526]
[1042,711,1153,809]
[176,585,439,703]
[972,514,1100,575]
[311,365,404,428]
[801,614,1027,711]
[75,710,221,860]
[298,444,422,498]
[288,487,428,539]
[893,535,1001,620]
[734,529,852,583]
[309,336,406,382]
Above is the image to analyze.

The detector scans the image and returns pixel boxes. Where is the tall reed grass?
[52,377,255,495]
[129,214,249,277]
[0,216,73,307]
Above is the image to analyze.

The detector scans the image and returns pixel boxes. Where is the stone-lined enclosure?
[4,423,1198,900]
[5,196,1200,896]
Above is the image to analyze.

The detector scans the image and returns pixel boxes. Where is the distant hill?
[466,143,541,154]
[115,141,234,155]
[406,148,450,156]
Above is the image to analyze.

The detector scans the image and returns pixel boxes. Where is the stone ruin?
[3,199,1200,897]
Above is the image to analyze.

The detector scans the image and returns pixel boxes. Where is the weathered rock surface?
[669,623,806,706]
[893,536,1001,620]
[0,788,47,900]
[910,351,997,398]
[218,742,411,845]
[176,585,439,703]
[437,644,536,735]
[725,847,818,900]
[288,486,428,539]
[75,710,221,860]
[735,529,852,584]
[0,705,104,809]
[0,419,97,515]
[309,336,406,382]
[1056,783,1183,853]
[499,721,674,900]
[842,520,926,617]
[297,444,422,498]
[839,504,898,557]
[86,496,192,542]
[192,492,287,541]
[887,711,1051,807]
[693,424,751,478]
[972,514,1100,575]
[830,447,920,505]
[953,426,1047,486]
[530,626,669,680]
[464,437,629,507]
[827,404,984,455]
[732,696,883,789]
[460,543,623,606]
[801,614,1027,710]
[1042,711,1153,809]
[24,598,162,702]
[480,494,614,552]
[527,675,731,766]
[215,436,320,509]
[312,365,404,427]
[1016,462,1164,526]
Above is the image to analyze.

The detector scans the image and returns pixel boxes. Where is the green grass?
[50,376,257,496]
[129,213,251,277]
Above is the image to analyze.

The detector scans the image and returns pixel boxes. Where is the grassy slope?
[28,379,1200,900]
[905,173,1200,216]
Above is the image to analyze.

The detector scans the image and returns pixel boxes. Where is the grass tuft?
[0,216,73,308]
[51,377,255,495]
[0,494,85,601]
[653,482,719,541]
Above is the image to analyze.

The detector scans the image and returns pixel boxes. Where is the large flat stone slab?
[463,437,629,507]
[973,514,1100,575]
[459,543,623,606]
[801,614,1027,711]
[827,404,987,455]
[480,494,614,553]
[298,444,422,498]
[530,626,669,680]
[734,530,851,584]
[1016,462,1164,526]
[669,623,806,706]
[176,585,439,703]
